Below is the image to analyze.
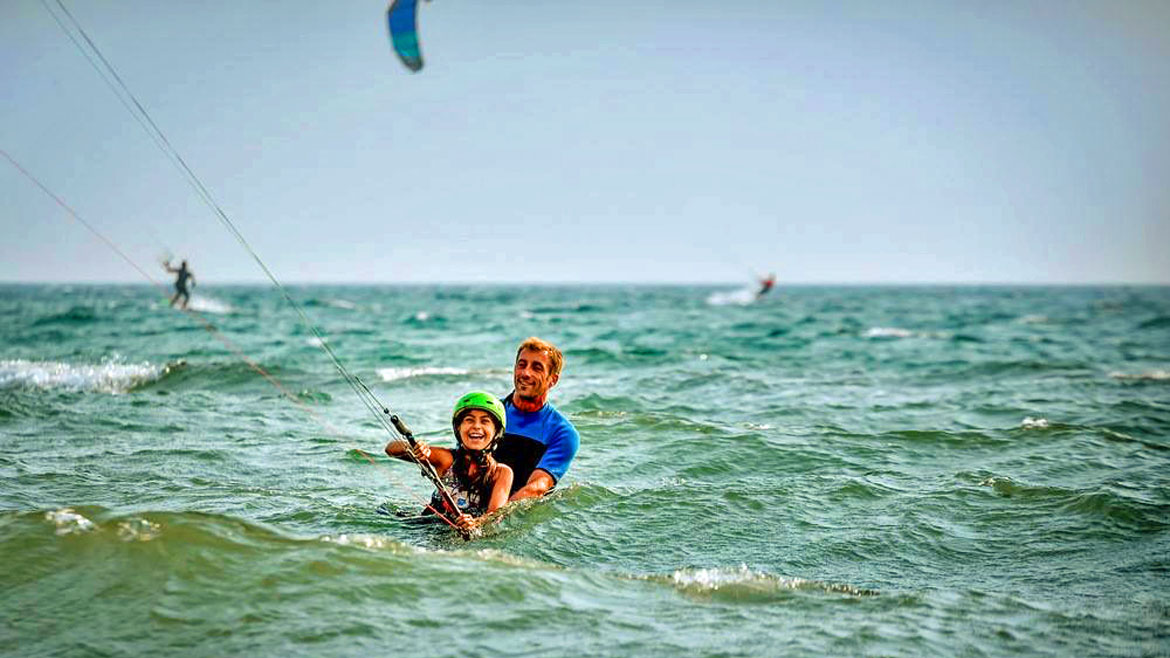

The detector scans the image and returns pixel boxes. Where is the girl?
[386,391,513,532]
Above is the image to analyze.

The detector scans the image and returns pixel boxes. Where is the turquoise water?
[2,283,1168,656]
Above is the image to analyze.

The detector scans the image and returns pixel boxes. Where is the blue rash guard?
[493,393,579,495]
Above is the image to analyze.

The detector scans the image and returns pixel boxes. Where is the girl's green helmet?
[451,391,506,441]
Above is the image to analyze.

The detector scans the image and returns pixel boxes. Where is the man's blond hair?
[516,337,564,378]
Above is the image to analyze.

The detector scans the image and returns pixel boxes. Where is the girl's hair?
[452,447,497,492]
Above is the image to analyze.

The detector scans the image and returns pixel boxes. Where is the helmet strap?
[454,445,495,484]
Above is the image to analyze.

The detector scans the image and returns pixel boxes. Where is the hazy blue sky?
[2,1,1168,283]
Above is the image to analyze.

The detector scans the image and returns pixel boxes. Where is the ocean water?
[1,283,1168,656]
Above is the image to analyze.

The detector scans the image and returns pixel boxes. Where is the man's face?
[514,348,559,400]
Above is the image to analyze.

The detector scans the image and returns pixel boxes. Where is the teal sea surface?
[1,283,1168,656]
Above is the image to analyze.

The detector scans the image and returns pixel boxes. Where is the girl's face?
[458,409,497,450]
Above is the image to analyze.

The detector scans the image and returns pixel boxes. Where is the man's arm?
[508,468,555,502]
[508,420,579,502]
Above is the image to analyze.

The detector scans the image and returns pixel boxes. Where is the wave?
[950,333,984,343]
[302,297,359,311]
[706,287,757,306]
[1110,370,1170,382]
[0,389,44,418]
[564,346,621,364]
[377,366,474,382]
[43,507,100,535]
[403,311,447,325]
[1020,417,1051,429]
[529,303,607,314]
[568,393,652,414]
[975,476,1170,531]
[884,429,1003,447]
[0,358,176,394]
[7,507,418,556]
[647,566,878,600]
[864,327,914,339]
[1099,429,1170,453]
[1018,314,1054,324]
[624,345,669,359]
[8,507,885,600]
[138,360,315,392]
[30,305,97,326]
[564,344,674,365]
[863,327,958,340]
[1137,316,1170,330]
[922,359,1094,379]
[185,295,233,314]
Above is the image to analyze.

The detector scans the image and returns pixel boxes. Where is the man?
[494,337,580,502]
[164,259,195,309]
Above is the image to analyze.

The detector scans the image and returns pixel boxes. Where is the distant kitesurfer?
[386,392,514,532]
[494,337,580,502]
[757,273,776,299]
[164,259,195,309]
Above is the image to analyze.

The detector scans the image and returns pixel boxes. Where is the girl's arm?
[385,439,454,473]
[485,464,514,514]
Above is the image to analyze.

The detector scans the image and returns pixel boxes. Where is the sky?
[2,0,1168,284]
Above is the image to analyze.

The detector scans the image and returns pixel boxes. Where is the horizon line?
[2,279,1168,287]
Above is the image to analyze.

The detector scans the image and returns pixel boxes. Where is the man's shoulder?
[545,401,573,422]
[501,397,577,437]
[542,403,578,438]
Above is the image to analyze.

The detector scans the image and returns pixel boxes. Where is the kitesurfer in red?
[757,273,776,299]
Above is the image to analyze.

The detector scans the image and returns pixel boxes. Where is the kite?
[387,0,429,72]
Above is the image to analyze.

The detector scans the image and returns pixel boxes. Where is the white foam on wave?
[1110,370,1170,381]
[864,327,915,339]
[45,508,97,535]
[116,518,162,542]
[1019,314,1052,324]
[672,566,769,588]
[667,565,876,596]
[44,509,162,541]
[706,287,758,306]
[321,533,404,550]
[0,359,165,394]
[325,299,357,310]
[307,337,329,347]
[377,366,471,382]
[186,295,233,314]
[1021,417,1050,429]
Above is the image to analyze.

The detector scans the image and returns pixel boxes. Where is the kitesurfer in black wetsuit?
[164,260,195,309]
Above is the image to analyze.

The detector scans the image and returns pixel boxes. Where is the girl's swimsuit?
[428,465,489,517]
